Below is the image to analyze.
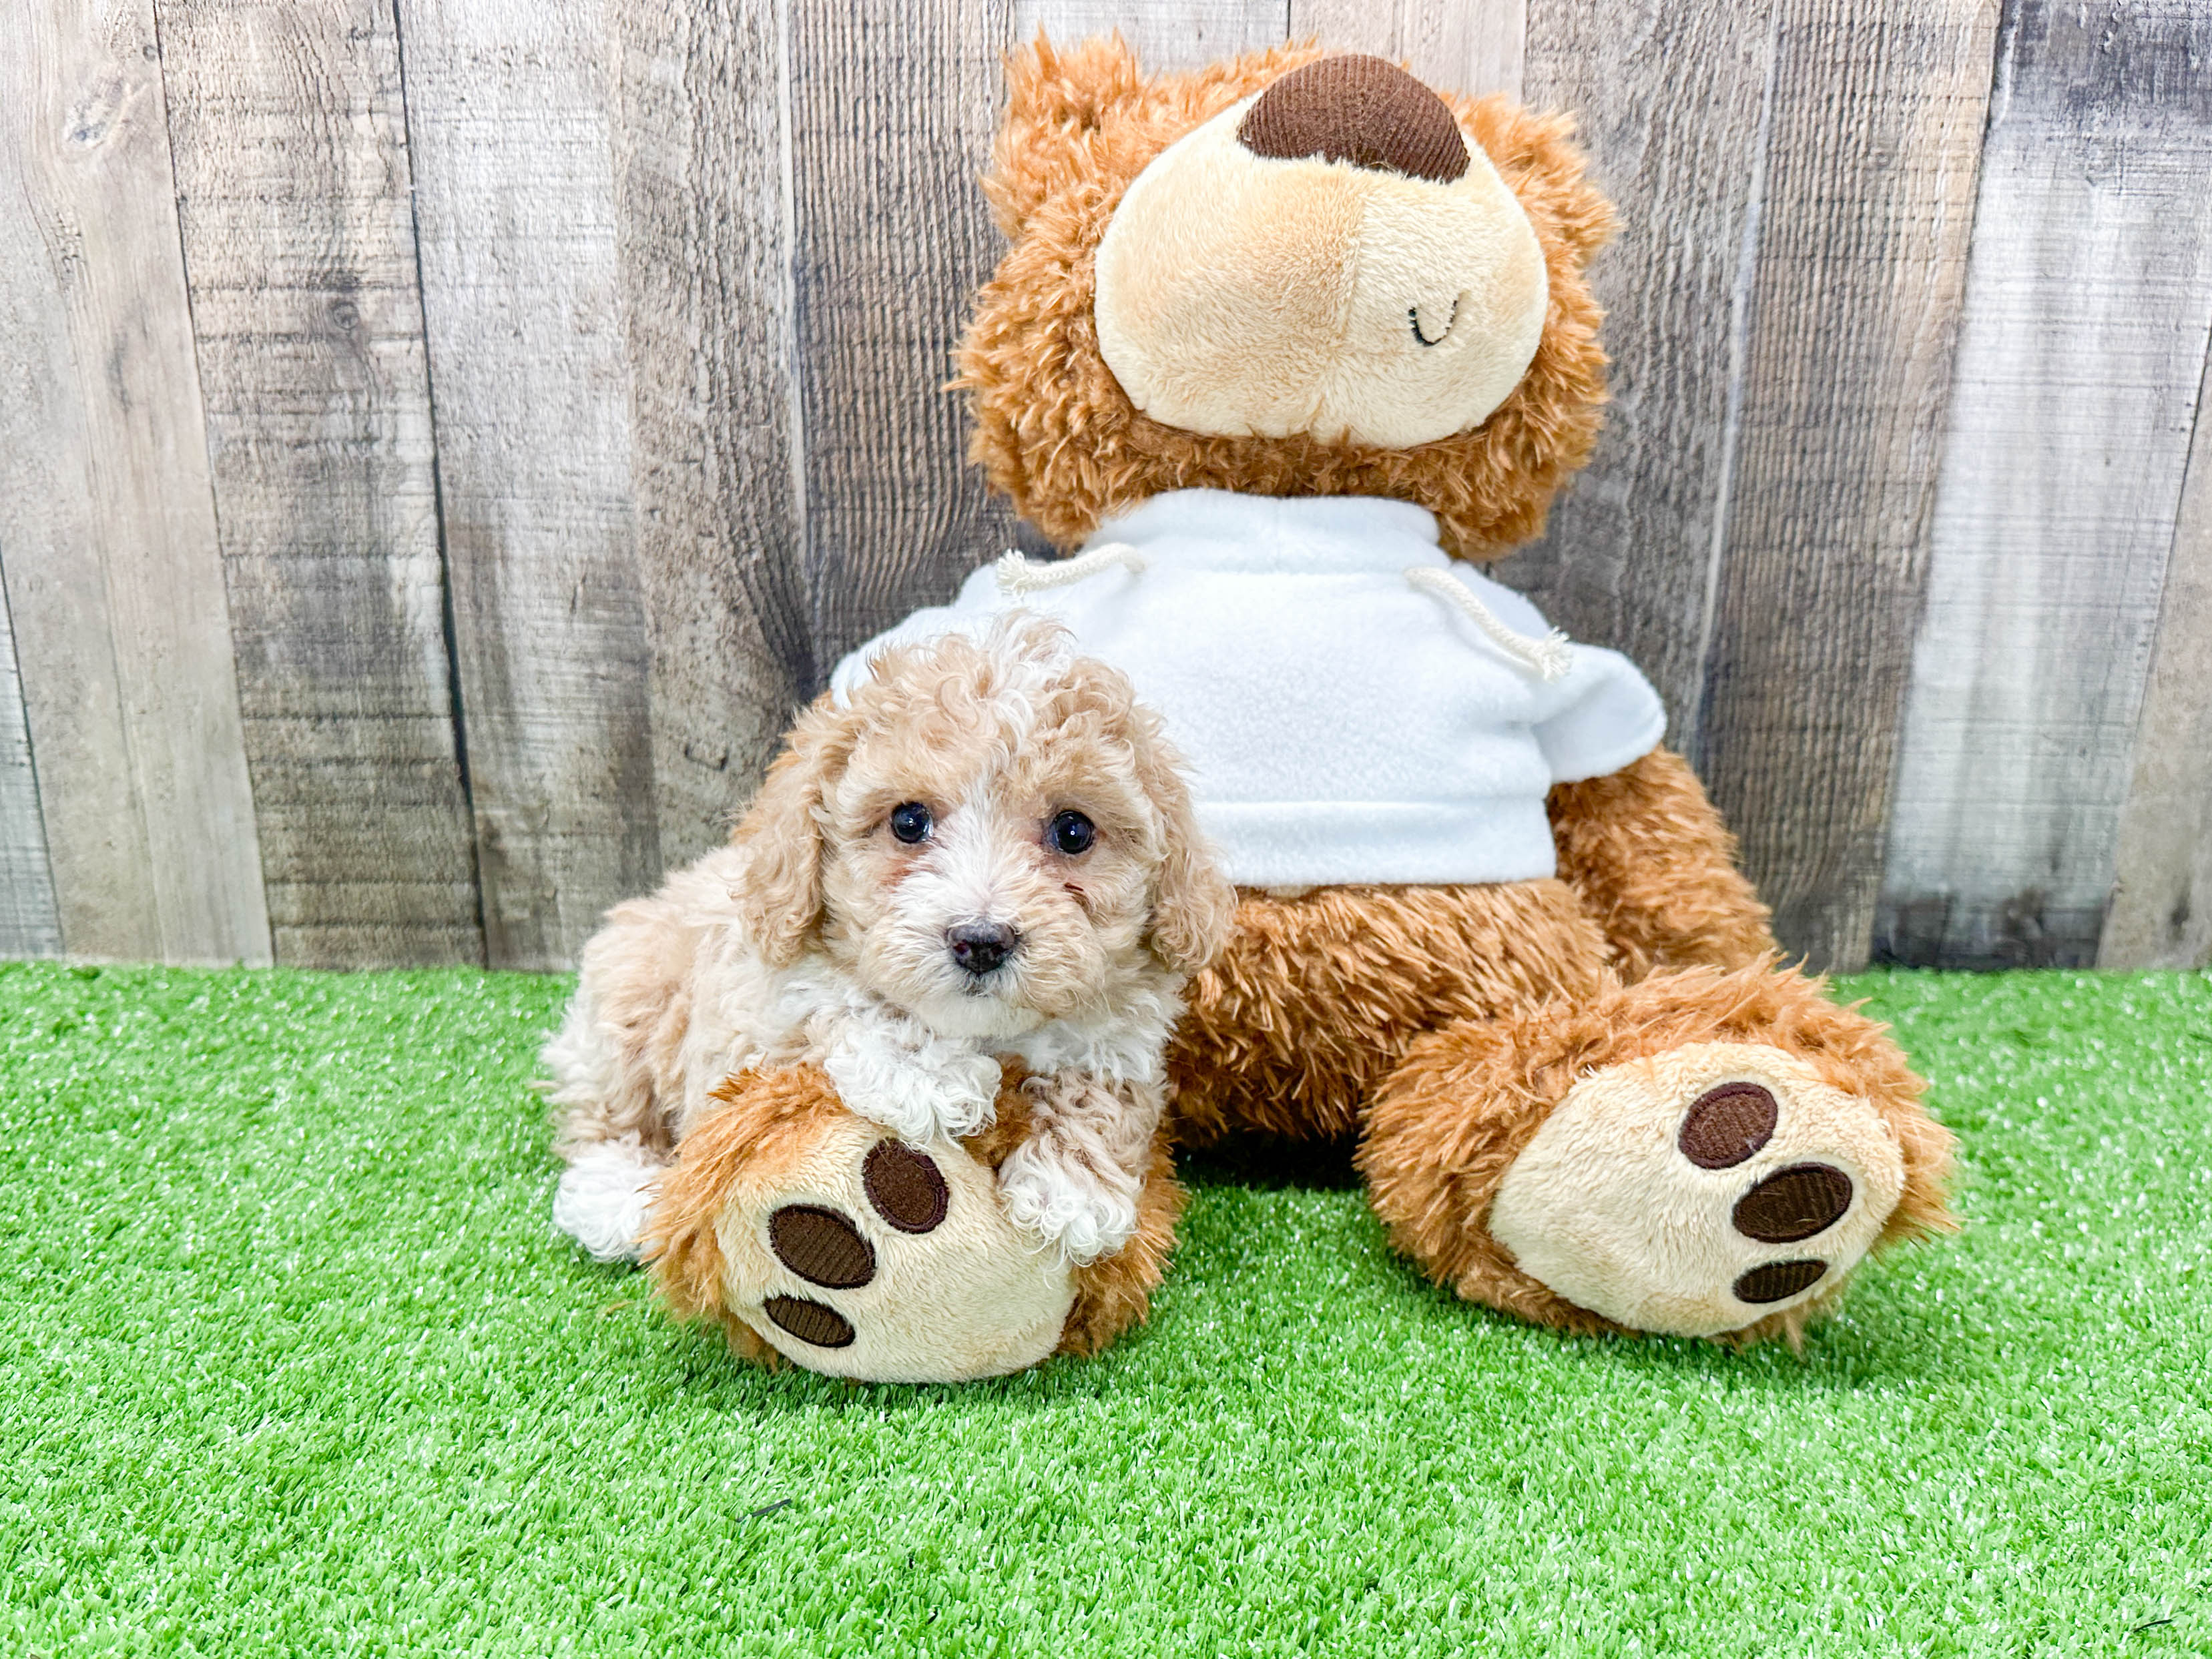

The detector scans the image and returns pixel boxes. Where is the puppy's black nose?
[1237,54,1470,184]
[946,922,1018,977]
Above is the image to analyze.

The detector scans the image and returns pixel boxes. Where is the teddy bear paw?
[705,1113,1075,1382]
[1486,1042,1907,1338]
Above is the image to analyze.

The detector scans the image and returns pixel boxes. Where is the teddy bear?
[643,35,1957,1378]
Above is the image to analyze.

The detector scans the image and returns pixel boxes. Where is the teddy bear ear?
[984,31,1148,239]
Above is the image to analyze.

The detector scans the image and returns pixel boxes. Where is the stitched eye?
[888,802,932,844]
[1047,810,1096,856]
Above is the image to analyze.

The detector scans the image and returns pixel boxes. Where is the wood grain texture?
[394,0,657,968]
[789,0,1023,669]
[0,0,270,964]
[0,577,62,958]
[1693,0,1998,973]
[608,0,811,872]
[1878,0,2212,969]
[2101,351,2212,970]
[156,0,481,968]
[1495,0,1776,747]
[1015,1,1284,72]
[1288,0,1523,99]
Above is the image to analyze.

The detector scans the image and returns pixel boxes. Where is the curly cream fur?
[545,617,1232,1264]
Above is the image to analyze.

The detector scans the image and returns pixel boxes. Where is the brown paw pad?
[764,1294,856,1349]
[1733,1163,1854,1244]
[1733,1259,1828,1304]
[1678,1081,1778,1169]
[864,1141,949,1233]
[768,1205,876,1288]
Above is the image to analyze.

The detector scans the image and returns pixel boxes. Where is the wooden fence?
[1,0,2208,975]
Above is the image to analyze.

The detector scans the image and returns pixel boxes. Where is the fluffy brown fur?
[1355,960,1958,1349]
[958,34,1613,563]
[658,36,1958,1355]
[1547,747,1779,980]
[1167,878,1610,1144]
[1165,746,1775,1145]
[1152,739,1957,1341]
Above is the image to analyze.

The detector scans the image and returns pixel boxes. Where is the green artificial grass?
[1,963,2207,1657]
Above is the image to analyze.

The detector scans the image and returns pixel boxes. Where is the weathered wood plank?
[1495,0,1776,747]
[1288,0,1523,99]
[607,0,812,872]
[1878,0,2212,969]
[0,0,270,964]
[1693,0,1998,972]
[394,0,659,968]
[155,0,482,969]
[0,575,63,959]
[789,0,1026,667]
[2102,354,2212,970]
[1018,2,1285,73]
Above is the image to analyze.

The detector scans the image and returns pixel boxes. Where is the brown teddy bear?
[645,35,1957,1375]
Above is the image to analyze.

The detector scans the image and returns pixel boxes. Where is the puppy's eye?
[1047,809,1096,856]
[888,802,932,844]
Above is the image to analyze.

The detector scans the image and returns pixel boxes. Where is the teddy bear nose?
[1237,53,1470,185]
[946,922,1019,977]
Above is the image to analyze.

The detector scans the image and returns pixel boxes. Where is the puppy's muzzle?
[946,922,1019,979]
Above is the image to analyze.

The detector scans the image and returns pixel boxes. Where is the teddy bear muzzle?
[1091,53,1551,451]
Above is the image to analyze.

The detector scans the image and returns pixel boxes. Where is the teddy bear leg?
[1357,962,1957,1343]
[645,1067,1183,1380]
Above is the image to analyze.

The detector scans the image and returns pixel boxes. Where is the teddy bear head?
[958,36,1614,563]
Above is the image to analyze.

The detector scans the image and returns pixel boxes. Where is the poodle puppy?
[542,617,1233,1269]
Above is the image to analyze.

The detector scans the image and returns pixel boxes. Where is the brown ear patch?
[1677,1081,1779,1170]
[1732,1259,1828,1304]
[864,1142,950,1233]
[1733,1163,1854,1243]
[768,1205,877,1288]
[1238,54,1469,184]
[764,1295,857,1349]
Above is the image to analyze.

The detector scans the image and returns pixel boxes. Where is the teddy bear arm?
[1546,746,1777,980]
[642,1063,1181,1379]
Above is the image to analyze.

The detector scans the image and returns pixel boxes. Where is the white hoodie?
[831,488,1665,888]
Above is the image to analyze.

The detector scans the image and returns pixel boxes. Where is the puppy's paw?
[824,1023,1001,1143]
[997,1138,1143,1266]
[552,1134,664,1263]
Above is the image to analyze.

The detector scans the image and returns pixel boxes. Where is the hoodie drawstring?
[1403,565,1573,681]
[995,542,1145,594]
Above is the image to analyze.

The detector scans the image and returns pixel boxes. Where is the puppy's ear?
[1127,711,1237,974]
[731,695,852,967]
